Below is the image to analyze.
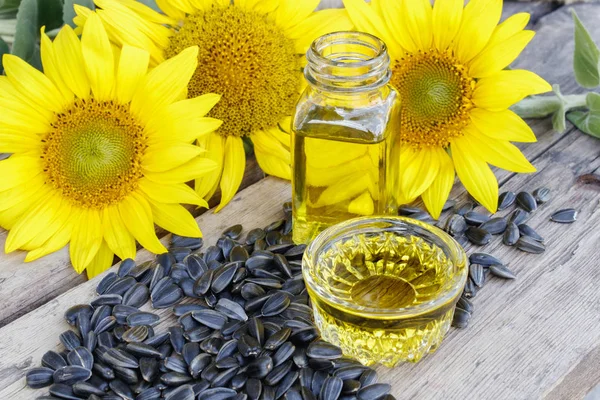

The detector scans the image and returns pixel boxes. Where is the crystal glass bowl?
[302,216,467,367]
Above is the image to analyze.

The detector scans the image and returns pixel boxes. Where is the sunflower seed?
[551,208,578,223]
[469,252,503,266]
[189,353,212,379]
[334,366,367,380]
[246,356,273,379]
[104,348,139,369]
[26,367,54,389]
[359,369,378,387]
[42,351,67,371]
[212,262,239,293]
[518,224,544,242]
[91,294,123,307]
[72,381,106,397]
[463,211,490,226]
[93,316,117,334]
[223,224,243,239]
[463,278,478,298]
[357,383,391,400]
[261,291,291,316]
[452,307,471,329]
[193,309,228,330]
[264,328,292,351]
[67,347,93,370]
[455,202,474,216]
[110,378,134,399]
[480,217,507,235]
[127,311,160,327]
[342,379,361,395]
[53,365,91,385]
[456,296,474,314]
[446,214,467,235]
[165,385,195,400]
[307,340,343,360]
[152,284,184,309]
[498,191,516,211]
[489,264,517,279]
[465,227,491,245]
[469,264,485,288]
[272,342,296,367]
[509,209,530,226]
[533,187,551,203]
[238,334,261,357]
[198,387,237,400]
[105,276,137,296]
[60,331,81,352]
[172,235,203,249]
[517,235,546,254]
[245,278,282,289]
[516,191,538,212]
[502,222,520,246]
[97,273,118,295]
[216,298,248,321]
[320,376,344,400]
[49,383,83,400]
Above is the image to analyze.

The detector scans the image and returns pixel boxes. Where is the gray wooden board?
[1,2,600,400]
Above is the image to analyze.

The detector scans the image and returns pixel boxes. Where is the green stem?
[512,94,587,119]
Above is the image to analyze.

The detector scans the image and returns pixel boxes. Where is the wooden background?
[1,1,600,399]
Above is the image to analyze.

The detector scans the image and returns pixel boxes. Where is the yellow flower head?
[0,14,222,277]
[74,0,353,211]
[344,0,552,218]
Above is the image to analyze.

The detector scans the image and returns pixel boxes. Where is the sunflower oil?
[291,31,400,244]
[291,119,399,244]
[304,229,464,367]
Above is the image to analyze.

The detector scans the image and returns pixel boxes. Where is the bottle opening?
[305,31,391,92]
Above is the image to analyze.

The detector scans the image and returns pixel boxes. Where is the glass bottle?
[291,31,400,244]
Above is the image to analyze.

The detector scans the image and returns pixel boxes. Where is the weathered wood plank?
[0,157,264,328]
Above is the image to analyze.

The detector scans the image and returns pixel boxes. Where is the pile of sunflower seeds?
[26,203,395,400]
[400,187,578,329]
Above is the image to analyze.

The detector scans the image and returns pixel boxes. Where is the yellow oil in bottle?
[305,231,462,367]
[292,122,398,244]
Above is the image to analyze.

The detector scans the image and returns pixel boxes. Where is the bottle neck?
[304,31,391,94]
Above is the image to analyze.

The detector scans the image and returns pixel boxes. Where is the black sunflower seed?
[60,330,81,351]
[127,311,160,327]
[118,258,136,277]
[216,298,248,321]
[357,383,391,400]
[96,273,118,295]
[42,350,67,371]
[104,348,139,369]
[272,342,295,367]
[446,214,467,235]
[53,365,91,385]
[72,381,106,397]
[192,309,228,330]
[359,369,378,387]
[469,252,503,266]
[516,191,537,212]
[264,328,292,351]
[463,211,490,226]
[212,262,240,293]
[342,379,361,395]
[26,367,54,389]
[551,208,578,223]
[223,224,243,239]
[261,291,291,316]
[307,340,343,360]
[91,294,123,307]
[49,383,82,400]
[238,334,261,358]
[264,360,292,386]
[503,222,520,246]
[465,226,491,245]
[470,264,486,288]
[67,347,93,370]
[165,385,195,400]
[498,191,516,211]
[480,217,507,235]
[126,342,162,358]
[509,209,530,226]
[452,307,471,329]
[152,284,184,309]
[463,278,478,299]
[189,353,212,379]
[333,366,367,380]
[518,224,544,242]
[198,387,237,400]
[105,276,137,296]
[489,264,517,279]
[246,356,273,379]
[533,187,551,203]
[516,236,546,254]
[230,373,248,391]
[275,370,299,399]
[320,376,344,400]
[454,202,474,216]
[456,296,474,314]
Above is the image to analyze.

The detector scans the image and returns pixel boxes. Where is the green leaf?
[0,36,9,72]
[0,0,21,15]
[567,110,600,139]
[586,92,600,112]
[39,0,63,31]
[63,0,94,28]
[572,9,600,89]
[551,84,567,133]
[12,0,40,68]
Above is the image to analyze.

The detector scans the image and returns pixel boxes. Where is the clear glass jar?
[302,216,468,367]
[291,31,400,245]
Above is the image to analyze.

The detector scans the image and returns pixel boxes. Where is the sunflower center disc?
[392,51,475,148]
[165,5,301,137]
[43,99,146,208]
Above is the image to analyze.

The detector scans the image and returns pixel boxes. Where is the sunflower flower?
[343,0,552,218]
[0,14,221,277]
[73,0,352,211]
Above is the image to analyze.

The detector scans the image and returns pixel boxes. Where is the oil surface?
[292,121,398,244]
[306,232,460,366]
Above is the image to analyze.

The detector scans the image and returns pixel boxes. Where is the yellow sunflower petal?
[466,126,536,173]
[130,46,198,122]
[451,136,498,213]
[375,0,413,55]
[81,12,115,101]
[401,0,433,51]
[102,205,137,260]
[117,0,177,25]
[486,12,530,49]
[53,24,91,99]
[275,0,319,30]
[195,132,225,200]
[22,198,72,251]
[0,175,47,212]
[432,0,463,51]
[143,144,204,172]
[0,156,43,192]
[254,141,291,180]
[0,131,42,153]
[215,135,246,212]
[168,94,221,119]
[341,0,397,52]
[400,146,441,200]
[237,0,279,14]
[145,157,218,185]
[40,27,73,103]
[119,192,167,255]
[286,8,354,54]
[469,30,535,78]
[472,69,552,110]
[3,54,66,112]
[252,128,290,162]
[155,0,187,20]
[454,0,503,63]
[70,208,103,273]
[422,150,455,220]
[139,179,208,208]
[85,241,115,279]
[24,209,77,262]
[4,195,61,253]
[470,108,536,143]
[149,200,202,238]
[116,45,149,104]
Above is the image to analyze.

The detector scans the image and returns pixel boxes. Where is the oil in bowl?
[302,217,467,367]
